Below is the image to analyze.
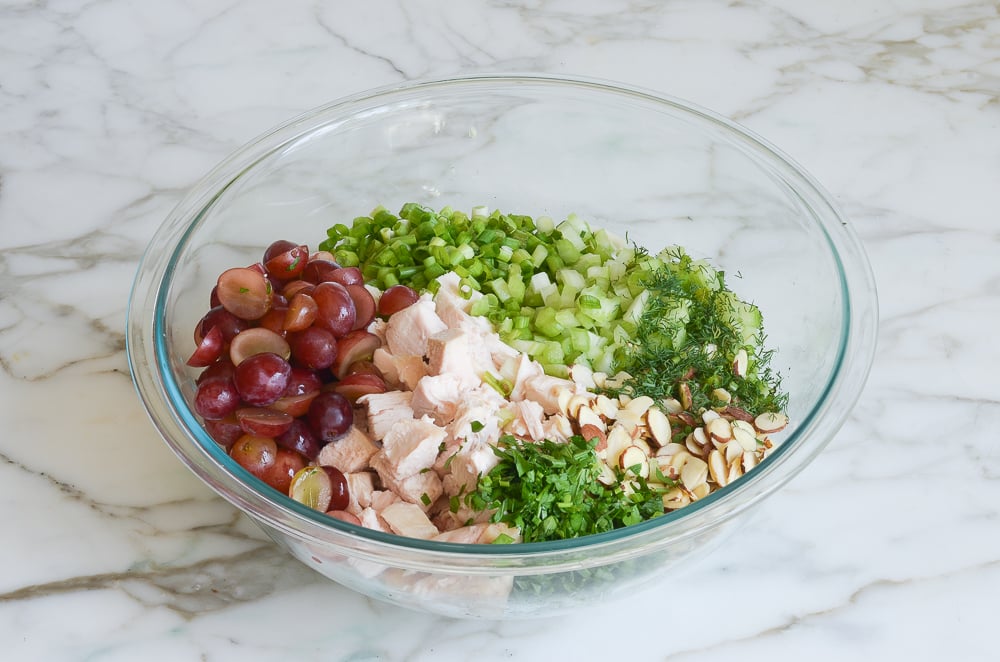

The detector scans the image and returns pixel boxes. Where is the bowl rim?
[127,72,878,564]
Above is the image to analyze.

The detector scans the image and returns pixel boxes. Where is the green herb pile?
[464,435,665,543]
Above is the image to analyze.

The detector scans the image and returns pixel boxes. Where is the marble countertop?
[3,1,997,660]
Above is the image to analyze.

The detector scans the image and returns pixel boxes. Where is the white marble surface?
[2,0,997,659]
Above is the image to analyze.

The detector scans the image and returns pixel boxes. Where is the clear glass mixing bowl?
[127,74,878,619]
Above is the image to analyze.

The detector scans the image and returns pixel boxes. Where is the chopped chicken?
[522,373,582,415]
[316,425,378,473]
[410,373,466,424]
[379,416,447,478]
[380,501,440,539]
[385,298,448,357]
[507,353,544,401]
[373,348,427,390]
[358,390,415,440]
[371,452,444,509]
[426,328,490,387]
[432,522,521,544]
[505,399,547,441]
[344,471,376,516]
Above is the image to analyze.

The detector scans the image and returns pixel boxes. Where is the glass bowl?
[127,74,877,619]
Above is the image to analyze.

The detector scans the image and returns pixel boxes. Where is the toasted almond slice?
[605,425,633,467]
[724,405,755,423]
[702,409,721,424]
[597,462,617,486]
[592,371,607,388]
[646,408,672,447]
[691,482,711,500]
[567,394,592,419]
[661,397,683,414]
[577,406,606,432]
[662,487,691,510]
[727,458,743,484]
[742,451,758,472]
[625,395,655,417]
[551,413,574,440]
[732,424,758,452]
[655,442,686,458]
[733,348,748,378]
[711,387,732,404]
[677,381,693,410]
[708,449,728,487]
[681,456,708,490]
[724,440,743,463]
[557,389,574,417]
[669,449,692,472]
[755,412,788,434]
[706,417,733,443]
[594,394,619,419]
[616,410,641,434]
[579,423,607,451]
[619,445,650,479]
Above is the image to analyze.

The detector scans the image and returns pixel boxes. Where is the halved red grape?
[307,392,353,442]
[235,407,294,437]
[204,415,243,450]
[284,292,318,332]
[330,373,387,403]
[256,300,289,336]
[229,327,291,365]
[345,359,382,378]
[330,330,381,379]
[194,306,248,345]
[288,465,349,511]
[288,326,338,370]
[274,418,321,460]
[378,284,419,316]
[328,267,363,287]
[196,357,235,385]
[269,392,319,418]
[195,377,241,420]
[312,282,356,337]
[282,279,315,300]
[259,448,307,493]
[310,250,338,263]
[233,352,292,406]
[264,242,309,281]
[346,284,376,330]
[209,285,221,308]
[187,325,224,367]
[230,434,277,480]
[216,267,272,320]
[301,259,341,285]
[283,366,323,396]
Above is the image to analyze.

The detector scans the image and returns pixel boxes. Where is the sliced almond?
[724,440,743,463]
[723,405,755,423]
[733,348,748,378]
[701,409,721,424]
[557,389,574,417]
[706,417,733,443]
[754,412,788,434]
[732,424,758,452]
[550,413,574,440]
[669,411,697,428]
[567,394,592,419]
[690,482,711,500]
[579,423,607,451]
[619,445,650,479]
[661,397,683,414]
[597,462,617,486]
[677,381,693,411]
[742,451,758,472]
[711,387,732,404]
[727,458,743,484]
[577,406,605,432]
[684,433,704,458]
[708,449,728,487]
[646,408,672,447]
[655,442,686,458]
[662,487,691,510]
[624,395,655,417]
[680,456,708,491]
[615,410,641,434]
[594,394,619,419]
[592,371,607,388]
[570,363,595,390]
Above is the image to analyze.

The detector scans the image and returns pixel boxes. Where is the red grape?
[229,327,291,365]
[378,284,419,316]
[216,267,273,320]
[269,392,319,418]
[312,282,356,337]
[301,259,341,284]
[331,373,387,403]
[326,510,362,525]
[330,330,381,379]
[235,407,294,437]
[346,284,376,330]
[282,279,315,300]
[259,448,307,493]
[204,415,243,450]
[263,241,309,281]
[195,377,241,420]
[230,434,277,480]
[233,352,292,406]
[194,306,248,345]
[288,326,338,370]
[283,366,323,396]
[274,418,321,460]
[187,325,224,367]
[323,465,350,511]
[307,392,353,442]
[283,292,318,332]
[196,358,235,385]
[327,267,363,287]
